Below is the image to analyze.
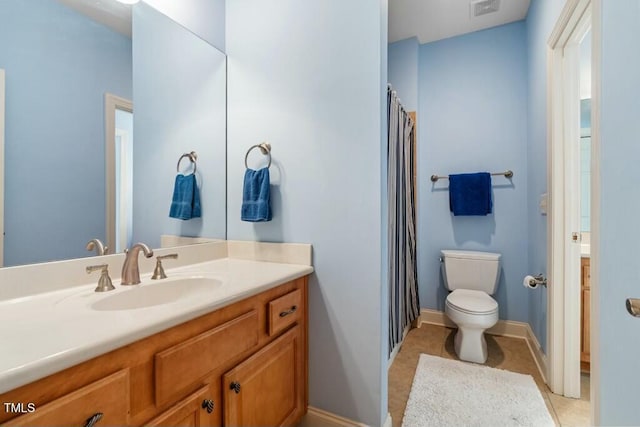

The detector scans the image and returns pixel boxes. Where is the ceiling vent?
[470,0,501,18]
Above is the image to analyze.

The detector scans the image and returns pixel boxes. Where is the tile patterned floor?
[388,325,591,427]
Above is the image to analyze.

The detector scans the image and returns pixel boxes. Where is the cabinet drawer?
[581,258,591,289]
[268,289,302,336]
[155,310,259,405]
[4,369,129,427]
[146,385,213,427]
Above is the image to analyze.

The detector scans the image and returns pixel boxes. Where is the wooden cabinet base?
[0,277,309,427]
[581,258,590,368]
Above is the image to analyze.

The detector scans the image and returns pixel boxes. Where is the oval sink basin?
[92,277,221,311]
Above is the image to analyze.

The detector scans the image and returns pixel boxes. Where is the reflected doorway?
[114,109,133,253]
[105,93,133,254]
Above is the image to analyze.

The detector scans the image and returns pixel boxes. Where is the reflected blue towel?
[241,168,272,222]
[169,174,201,220]
[449,172,492,216]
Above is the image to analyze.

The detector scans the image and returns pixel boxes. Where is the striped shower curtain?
[387,86,420,355]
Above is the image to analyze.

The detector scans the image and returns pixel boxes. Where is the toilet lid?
[446,289,498,314]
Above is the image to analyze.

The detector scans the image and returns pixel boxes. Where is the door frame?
[105,93,133,254]
[547,0,599,416]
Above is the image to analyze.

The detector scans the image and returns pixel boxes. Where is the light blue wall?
[417,22,530,323]
[596,0,640,423]
[226,1,387,425]
[0,0,131,266]
[132,3,226,248]
[525,0,565,351]
[142,0,225,51]
[388,37,418,111]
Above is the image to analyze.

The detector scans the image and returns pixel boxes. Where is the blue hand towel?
[169,174,201,220]
[449,172,492,216]
[241,168,272,222]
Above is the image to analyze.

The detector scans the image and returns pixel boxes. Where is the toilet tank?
[441,250,501,294]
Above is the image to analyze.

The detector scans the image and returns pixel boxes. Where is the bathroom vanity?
[0,242,312,427]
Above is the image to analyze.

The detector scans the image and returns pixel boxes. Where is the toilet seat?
[446,289,498,315]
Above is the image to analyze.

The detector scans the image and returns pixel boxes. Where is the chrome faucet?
[86,238,108,256]
[121,243,154,285]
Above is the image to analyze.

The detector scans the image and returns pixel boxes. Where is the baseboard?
[525,323,549,384]
[300,407,369,427]
[419,309,548,383]
[383,412,392,427]
[300,408,391,427]
[388,324,412,367]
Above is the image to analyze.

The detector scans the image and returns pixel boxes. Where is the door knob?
[626,298,640,317]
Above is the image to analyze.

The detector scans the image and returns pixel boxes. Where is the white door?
[591,0,640,424]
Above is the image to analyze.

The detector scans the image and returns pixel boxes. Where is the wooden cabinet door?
[223,326,304,427]
[146,386,216,427]
[581,258,591,365]
[3,370,129,427]
[582,288,591,359]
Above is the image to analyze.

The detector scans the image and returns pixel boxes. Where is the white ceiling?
[389,0,531,44]
[55,0,132,38]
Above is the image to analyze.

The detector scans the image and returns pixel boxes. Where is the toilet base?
[454,327,488,364]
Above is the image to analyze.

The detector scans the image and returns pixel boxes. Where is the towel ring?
[177,151,197,174]
[244,142,272,169]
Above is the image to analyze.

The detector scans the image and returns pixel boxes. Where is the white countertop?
[0,258,313,394]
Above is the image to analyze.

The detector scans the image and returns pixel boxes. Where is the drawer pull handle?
[202,399,214,413]
[230,381,241,394]
[279,305,298,317]
[84,413,103,427]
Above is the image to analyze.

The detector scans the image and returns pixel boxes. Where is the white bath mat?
[401,354,555,427]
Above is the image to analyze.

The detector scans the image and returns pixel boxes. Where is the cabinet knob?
[201,399,214,414]
[626,298,640,317]
[84,413,103,427]
[230,381,241,394]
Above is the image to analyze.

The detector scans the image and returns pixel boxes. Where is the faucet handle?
[87,264,115,292]
[86,239,108,256]
[152,254,178,280]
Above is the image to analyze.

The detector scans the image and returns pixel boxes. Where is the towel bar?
[244,142,272,169]
[177,152,197,174]
[430,170,513,182]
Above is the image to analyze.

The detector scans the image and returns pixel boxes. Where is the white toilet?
[441,250,501,364]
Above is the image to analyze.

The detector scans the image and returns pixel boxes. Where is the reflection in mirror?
[132,3,226,249]
[0,0,226,267]
[0,0,132,267]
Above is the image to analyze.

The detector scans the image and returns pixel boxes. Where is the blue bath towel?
[169,174,201,220]
[241,168,272,222]
[449,172,492,216]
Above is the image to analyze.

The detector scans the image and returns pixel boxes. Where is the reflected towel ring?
[177,151,197,174]
[244,142,272,169]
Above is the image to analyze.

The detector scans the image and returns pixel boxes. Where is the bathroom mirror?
[0,0,226,267]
